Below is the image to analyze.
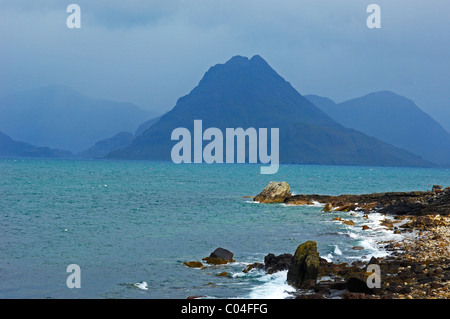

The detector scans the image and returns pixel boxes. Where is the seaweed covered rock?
[254,182,291,203]
[183,261,205,268]
[287,241,320,289]
[202,248,235,265]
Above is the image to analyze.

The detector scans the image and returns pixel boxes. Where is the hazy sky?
[1,0,449,130]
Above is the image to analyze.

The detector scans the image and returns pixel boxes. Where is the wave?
[244,270,295,299]
[133,281,148,290]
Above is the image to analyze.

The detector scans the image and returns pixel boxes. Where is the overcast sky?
[1,0,449,130]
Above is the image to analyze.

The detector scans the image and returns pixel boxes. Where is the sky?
[1,0,449,130]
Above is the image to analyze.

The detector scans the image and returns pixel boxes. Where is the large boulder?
[202,248,235,265]
[287,241,320,289]
[254,182,291,203]
[264,253,293,274]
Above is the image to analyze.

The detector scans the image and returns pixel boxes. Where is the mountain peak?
[194,54,285,95]
[226,55,250,64]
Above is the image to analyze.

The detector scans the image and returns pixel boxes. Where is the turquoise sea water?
[1,159,449,299]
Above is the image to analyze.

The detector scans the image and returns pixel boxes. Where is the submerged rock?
[287,241,320,289]
[254,182,291,203]
[322,202,333,212]
[183,261,205,268]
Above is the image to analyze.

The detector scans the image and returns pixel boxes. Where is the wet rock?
[264,253,293,274]
[346,277,374,294]
[216,272,229,277]
[202,248,235,265]
[296,293,326,299]
[287,241,320,289]
[343,291,366,299]
[183,261,204,268]
[352,260,366,267]
[278,185,450,216]
[242,262,264,273]
[254,182,291,203]
[322,202,333,212]
[343,220,355,226]
[411,263,424,274]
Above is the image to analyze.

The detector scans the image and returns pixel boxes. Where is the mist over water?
[1,159,449,298]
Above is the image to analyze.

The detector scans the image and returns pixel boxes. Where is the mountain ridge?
[0,85,160,153]
[0,131,73,158]
[107,55,430,168]
[306,91,450,166]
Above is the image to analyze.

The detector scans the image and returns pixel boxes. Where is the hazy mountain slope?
[0,131,73,158]
[306,91,450,166]
[0,85,159,153]
[77,132,134,159]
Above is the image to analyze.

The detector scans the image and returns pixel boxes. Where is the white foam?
[134,281,148,290]
[246,270,295,299]
[334,245,342,255]
[311,201,325,207]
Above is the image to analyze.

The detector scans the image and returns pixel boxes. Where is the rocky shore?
[248,182,450,299]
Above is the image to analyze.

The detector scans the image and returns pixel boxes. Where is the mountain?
[306,91,450,166]
[0,85,160,153]
[0,131,73,158]
[77,131,134,159]
[78,115,163,159]
[134,115,162,137]
[107,55,430,167]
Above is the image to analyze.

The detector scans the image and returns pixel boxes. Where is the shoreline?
[250,182,450,299]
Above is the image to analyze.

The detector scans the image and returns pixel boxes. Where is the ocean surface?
[1,159,449,299]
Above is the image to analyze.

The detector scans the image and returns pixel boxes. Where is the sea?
[1,158,449,299]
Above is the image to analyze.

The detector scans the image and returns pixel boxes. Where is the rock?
[287,241,320,289]
[242,262,264,273]
[362,225,371,230]
[352,246,365,250]
[352,260,366,267]
[322,202,333,212]
[342,291,366,299]
[346,277,374,294]
[343,220,355,226]
[216,272,229,277]
[368,256,379,265]
[254,182,291,203]
[333,216,342,221]
[432,185,443,193]
[183,261,204,268]
[264,253,293,274]
[202,248,235,265]
[411,263,424,274]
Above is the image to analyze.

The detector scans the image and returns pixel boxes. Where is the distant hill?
[78,115,162,159]
[306,91,450,166]
[0,85,160,153]
[0,131,73,158]
[107,55,430,168]
[77,132,134,159]
[134,116,162,137]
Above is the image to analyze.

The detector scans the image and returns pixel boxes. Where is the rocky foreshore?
[184,183,449,299]
[248,182,450,299]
